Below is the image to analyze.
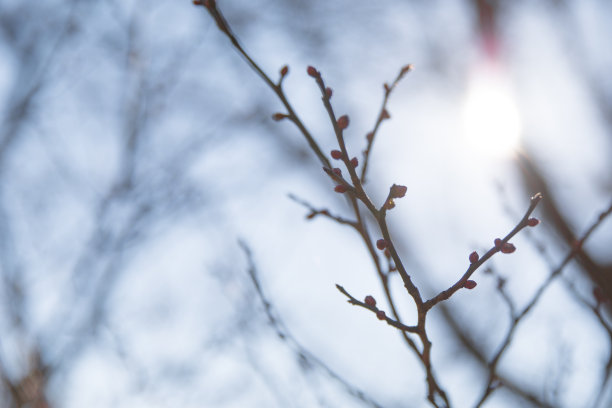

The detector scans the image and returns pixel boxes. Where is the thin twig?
[336,284,419,333]
[239,241,384,408]
[360,65,412,184]
[474,199,612,407]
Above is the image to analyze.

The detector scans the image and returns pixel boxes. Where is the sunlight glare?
[462,65,521,158]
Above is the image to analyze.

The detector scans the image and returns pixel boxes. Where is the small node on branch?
[203,0,215,8]
[337,115,349,130]
[380,109,391,120]
[364,295,376,307]
[383,83,390,92]
[376,310,386,320]
[193,0,203,5]
[469,251,479,264]
[332,168,342,176]
[390,184,407,198]
[280,65,289,77]
[384,199,395,210]
[383,248,391,258]
[366,132,374,142]
[494,238,502,250]
[334,185,348,193]
[464,280,477,289]
[272,113,288,121]
[307,65,319,78]
[325,87,333,99]
[331,150,343,159]
[350,157,359,168]
[527,218,540,227]
[376,239,388,250]
[500,243,516,254]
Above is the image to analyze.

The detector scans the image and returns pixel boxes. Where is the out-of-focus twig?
[238,240,384,408]
[474,199,612,407]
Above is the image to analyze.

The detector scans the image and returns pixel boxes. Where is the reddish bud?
[280,65,289,77]
[390,184,407,198]
[494,238,502,249]
[193,0,203,5]
[325,87,333,98]
[334,185,347,193]
[366,132,374,142]
[381,109,390,120]
[400,64,413,76]
[350,157,359,168]
[464,280,477,289]
[307,66,319,77]
[332,167,342,176]
[501,243,516,254]
[527,218,540,227]
[337,115,349,130]
[376,310,386,320]
[331,150,342,159]
[376,239,388,250]
[469,251,479,264]
[272,113,287,121]
[364,295,376,307]
[383,248,391,258]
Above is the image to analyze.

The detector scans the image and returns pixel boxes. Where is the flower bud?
[527,218,540,227]
[280,65,289,77]
[464,280,477,289]
[364,296,376,307]
[334,185,347,193]
[376,239,388,250]
[469,251,479,264]
[400,64,413,76]
[390,184,407,198]
[350,157,358,168]
[307,66,319,77]
[331,150,342,159]
[500,243,516,254]
[494,238,502,249]
[376,310,386,320]
[337,115,349,130]
[325,87,333,99]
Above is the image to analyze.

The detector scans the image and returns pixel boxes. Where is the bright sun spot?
[462,65,521,158]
